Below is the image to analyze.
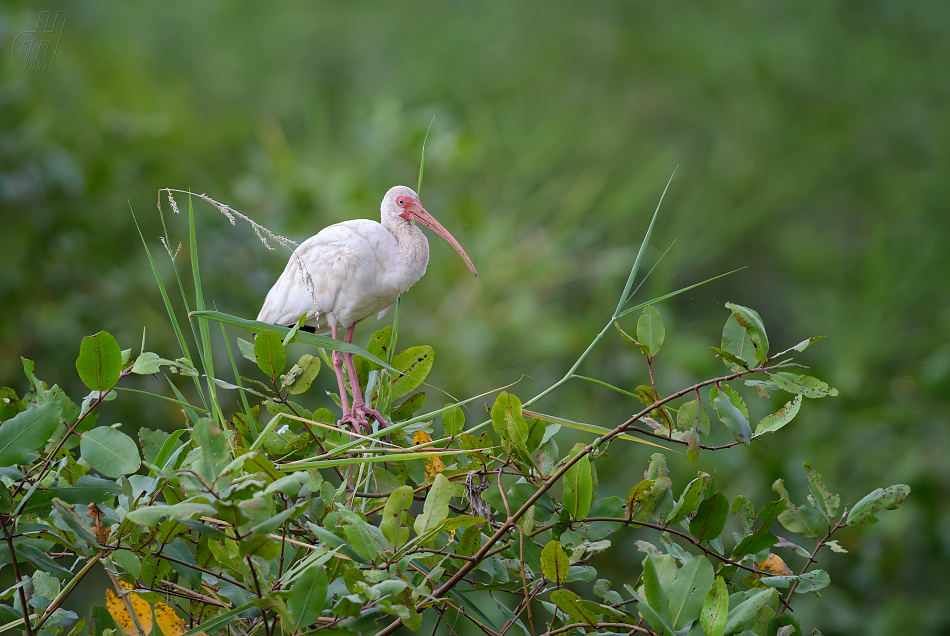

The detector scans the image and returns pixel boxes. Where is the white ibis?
[257,185,477,432]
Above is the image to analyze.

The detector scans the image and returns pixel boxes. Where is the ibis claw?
[353,405,389,433]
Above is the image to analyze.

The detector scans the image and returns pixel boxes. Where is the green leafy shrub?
[0,192,908,636]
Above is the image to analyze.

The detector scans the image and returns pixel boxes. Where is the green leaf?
[549,589,598,627]
[284,353,320,394]
[721,315,758,369]
[615,321,650,356]
[665,473,709,525]
[625,479,656,518]
[563,454,593,521]
[80,427,141,477]
[667,556,715,630]
[390,345,434,399]
[0,403,62,467]
[381,485,414,547]
[237,338,256,362]
[725,303,769,363]
[760,569,830,594]
[76,331,123,392]
[770,373,838,398]
[442,404,465,436]
[711,387,751,445]
[724,589,775,635]
[541,540,570,585]
[846,484,911,526]
[253,330,286,378]
[180,602,254,636]
[691,492,729,543]
[677,397,710,437]
[732,531,777,559]
[637,305,665,356]
[803,463,840,519]
[391,392,426,422]
[289,565,328,630]
[710,347,749,369]
[755,395,802,436]
[767,615,803,636]
[414,473,451,536]
[773,479,825,538]
[125,502,217,526]
[701,576,729,636]
[490,392,529,453]
[643,554,672,625]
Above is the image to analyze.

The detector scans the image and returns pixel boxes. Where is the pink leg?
[342,324,389,433]
[330,324,351,418]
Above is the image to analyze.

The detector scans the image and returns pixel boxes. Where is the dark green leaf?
[563,454,593,521]
[490,392,529,453]
[732,531,777,559]
[550,589,599,627]
[76,331,123,392]
[691,492,729,543]
[665,473,709,525]
[289,566,328,630]
[0,403,62,467]
[253,331,286,378]
[643,555,672,625]
[721,315,758,369]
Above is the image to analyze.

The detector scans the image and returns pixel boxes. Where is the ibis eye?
[397,198,405,206]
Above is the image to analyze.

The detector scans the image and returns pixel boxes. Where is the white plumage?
[256,185,477,431]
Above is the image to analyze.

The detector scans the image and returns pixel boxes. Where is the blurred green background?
[2,1,948,633]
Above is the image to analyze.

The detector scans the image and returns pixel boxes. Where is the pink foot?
[353,405,389,431]
[338,413,369,435]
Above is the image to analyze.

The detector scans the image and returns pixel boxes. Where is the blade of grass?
[219,318,259,437]
[571,375,638,398]
[187,194,225,427]
[190,310,399,371]
[114,387,210,413]
[129,204,206,406]
[165,376,201,424]
[614,167,676,317]
[616,268,746,318]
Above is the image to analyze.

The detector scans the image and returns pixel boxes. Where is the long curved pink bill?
[413,208,478,277]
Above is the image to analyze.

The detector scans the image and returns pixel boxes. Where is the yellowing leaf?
[414,431,446,478]
[105,580,153,636]
[757,552,792,575]
[155,602,187,636]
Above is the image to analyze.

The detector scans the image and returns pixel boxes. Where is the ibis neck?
[384,217,430,291]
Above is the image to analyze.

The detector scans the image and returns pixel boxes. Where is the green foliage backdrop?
[1,2,947,633]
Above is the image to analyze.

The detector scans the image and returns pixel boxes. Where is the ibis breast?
[256,219,428,333]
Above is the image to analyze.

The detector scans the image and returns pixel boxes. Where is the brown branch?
[375,363,776,636]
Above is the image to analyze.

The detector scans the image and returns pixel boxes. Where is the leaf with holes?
[667,556,714,630]
[755,395,802,436]
[390,345,434,399]
[541,540,570,585]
